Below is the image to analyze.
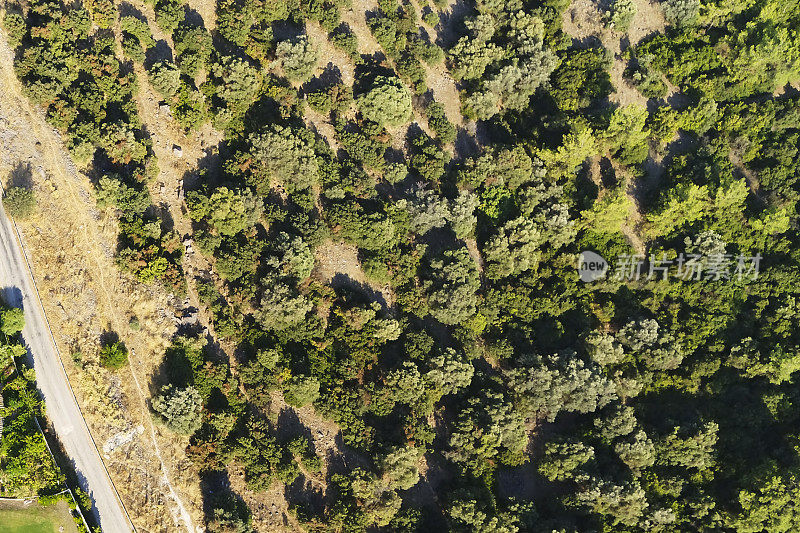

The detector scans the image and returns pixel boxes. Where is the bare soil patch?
[313,240,394,308]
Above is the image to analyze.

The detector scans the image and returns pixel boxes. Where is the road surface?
[0,200,135,532]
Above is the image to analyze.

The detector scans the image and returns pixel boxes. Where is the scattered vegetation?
[5,0,800,529]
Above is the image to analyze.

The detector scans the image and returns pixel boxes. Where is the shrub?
[423,247,480,325]
[95,176,150,215]
[606,0,636,33]
[0,307,25,336]
[148,61,182,99]
[151,385,203,434]
[186,187,263,236]
[661,0,700,26]
[3,10,26,48]
[86,0,116,29]
[277,36,319,83]
[154,0,183,33]
[422,8,439,26]
[396,54,427,94]
[3,186,36,219]
[409,132,450,182]
[100,341,129,369]
[174,82,207,131]
[173,25,212,77]
[625,56,668,98]
[426,102,457,143]
[284,376,321,407]
[210,56,261,112]
[255,283,313,330]
[306,82,353,114]
[357,76,412,127]
[249,125,320,193]
[368,15,403,59]
[409,35,444,65]
[330,26,360,62]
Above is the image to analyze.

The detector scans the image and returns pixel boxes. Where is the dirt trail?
[561,0,667,108]
[341,0,383,56]
[407,0,464,126]
[0,26,201,533]
[561,0,669,252]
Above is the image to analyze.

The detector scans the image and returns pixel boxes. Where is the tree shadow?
[9,161,34,189]
[454,127,480,159]
[145,40,174,68]
[271,20,305,42]
[301,63,344,95]
[435,0,473,48]
[182,5,207,29]
[353,54,394,95]
[117,2,145,20]
[200,470,251,529]
[275,407,315,443]
[284,474,325,518]
[330,273,389,310]
[99,329,121,348]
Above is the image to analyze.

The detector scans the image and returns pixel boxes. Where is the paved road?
[0,200,135,532]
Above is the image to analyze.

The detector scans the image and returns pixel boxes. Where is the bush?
[173,82,207,131]
[248,125,320,193]
[661,0,700,26]
[368,15,403,59]
[284,375,321,407]
[330,26,360,62]
[151,385,203,434]
[186,186,263,236]
[409,34,444,65]
[3,10,26,49]
[624,56,668,98]
[148,61,182,99]
[0,307,25,336]
[154,0,183,33]
[86,0,116,29]
[99,341,129,370]
[422,9,439,27]
[423,247,480,325]
[606,0,636,33]
[357,76,412,127]
[3,186,36,219]
[210,56,261,113]
[426,102,457,143]
[396,54,427,94]
[277,36,319,83]
[120,16,155,63]
[173,25,212,77]
[306,82,353,114]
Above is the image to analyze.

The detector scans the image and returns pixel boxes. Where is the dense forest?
[3,0,800,529]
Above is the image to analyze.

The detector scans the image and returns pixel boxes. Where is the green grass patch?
[0,501,78,533]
